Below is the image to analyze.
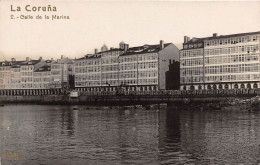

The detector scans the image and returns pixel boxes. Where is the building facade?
[0,57,74,90]
[180,31,260,90]
[119,41,179,91]
[34,65,51,89]
[180,36,205,90]
[0,61,12,89]
[100,43,125,89]
[74,43,126,92]
[0,57,46,90]
[50,55,74,89]
[74,41,180,92]
[74,54,102,91]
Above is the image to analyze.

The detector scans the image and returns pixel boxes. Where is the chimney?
[110,47,114,50]
[184,36,188,43]
[51,58,53,61]
[169,59,172,65]
[213,33,218,37]
[11,58,16,62]
[39,56,42,61]
[94,49,98,54]
[26,57,29,61]
[160,40,164,50]
[61,55,64,59]
[124,44,129,52]
[187,37,190,42]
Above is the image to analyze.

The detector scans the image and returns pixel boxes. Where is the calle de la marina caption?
[10,4,70,20]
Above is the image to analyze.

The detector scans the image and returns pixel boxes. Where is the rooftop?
[76,48,124,60]
[185,31,260,44]
[185,37,206,44]
[205,31,260,41]
[120,43,171,56]
[77,54,101,60]
[0,60,41,67]
[34,65,51,72]
[100,48,124,53]
[53,58,74,64]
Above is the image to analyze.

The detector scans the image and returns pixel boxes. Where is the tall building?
[119,41,179,91]
[10,60,22,89]
[74,43,125,91]
[0,56,75,91]
[180,31,260,90]
[74,53,102,91]
[50,55,74,89]
[100,43,125,89]
[34,65,51,89]
[0,57,46,90]
[20,57,46,89]
[74,41,180,91]
[180,36,205,90]
[0,61,12,89]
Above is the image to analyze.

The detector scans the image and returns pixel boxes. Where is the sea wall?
[0,94,255,105]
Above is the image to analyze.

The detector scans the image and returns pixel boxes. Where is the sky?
[0,0,259,61]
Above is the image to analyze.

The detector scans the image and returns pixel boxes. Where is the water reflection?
[178,110,260,164]
[158,110,183,164]
[0,105,259,164]
[61,109,78,137]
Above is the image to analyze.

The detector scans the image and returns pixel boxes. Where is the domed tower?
[101,44,108,52]
[119,41,125,49]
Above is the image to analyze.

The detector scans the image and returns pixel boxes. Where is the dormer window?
[192,38,198,42]
[143,45,149,49]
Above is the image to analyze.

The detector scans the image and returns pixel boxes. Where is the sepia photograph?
[0,0,260,164]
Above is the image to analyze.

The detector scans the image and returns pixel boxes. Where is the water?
[0,105,260,165]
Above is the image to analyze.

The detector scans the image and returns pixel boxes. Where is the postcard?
[0,1,260,164]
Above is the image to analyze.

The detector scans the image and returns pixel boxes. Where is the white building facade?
[75,41,179,92]
[180,37,205,90]
[74,43,125,92]
[50,56,74,89]
[0,57,46,90]
[34,65,52,89]
[180,31,260,90]
[74,54,102,91]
